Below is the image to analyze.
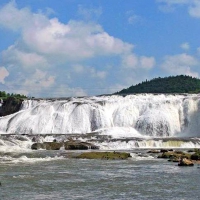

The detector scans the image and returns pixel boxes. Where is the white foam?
[0,94,200,138]
[130,153,155,161]
[0,155,64,164]
[0,137,33,152]
[96,127,144,139]
[96,139,200,150]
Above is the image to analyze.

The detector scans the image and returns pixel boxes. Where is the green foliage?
[0,91,27,99]
[116,75,200,94]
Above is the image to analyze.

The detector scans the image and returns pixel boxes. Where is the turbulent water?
[1,94,200,199]
[0,94,200,149]
[1,94,200,136]
[1,150,200,200]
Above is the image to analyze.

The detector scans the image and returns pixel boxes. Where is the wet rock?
[168,155,179,162]
[157,151,191,159]
[178,158,194,166]
[190,149,200,160]
[64,141,99,150]
[75,152,131,160]
[31,141,99,150]
[147,150,160,153]
[190,153,200,160]
[160,149,169,153]
[31,142,62,150]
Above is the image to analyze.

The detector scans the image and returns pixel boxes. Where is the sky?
[0,0,200,97]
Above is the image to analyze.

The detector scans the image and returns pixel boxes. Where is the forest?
[116,75,200,94]
[0,91,27,99]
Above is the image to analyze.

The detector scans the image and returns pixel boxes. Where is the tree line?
[0,91,27,99]
[116,75,200,94]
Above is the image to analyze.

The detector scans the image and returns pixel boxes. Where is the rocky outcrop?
[64,141,98,150]
[190,149,200,160]
[157,151,191,160]
[31,141,99,150]
[75,152,131,160]
[147,150,160,153]
[31,142,62,150]
[0,97,23,116]
[178,158,194,166]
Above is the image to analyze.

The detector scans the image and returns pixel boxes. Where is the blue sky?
[0,0,200,97]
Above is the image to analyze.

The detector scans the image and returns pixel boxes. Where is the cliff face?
[0,97,23,116]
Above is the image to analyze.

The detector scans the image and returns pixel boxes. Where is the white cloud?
[157,0,200,18]
[0,3,133,62]
[2,46,49,69]
[122,54,138,68]
[0,1,48,31]
[73,64,107,79]
[78,5,102,21]
[126,10,142,25]
[180,42,190,50]
[24,69,55,88]
[0,67,9,84]
[0,2,155,97]
[73,64,84,73]
[189,0,200,18]
[161,53,199,77]
[122,54,155,70]
[140,56,155,69]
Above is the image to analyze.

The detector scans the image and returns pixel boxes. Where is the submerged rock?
[75,152,131,160]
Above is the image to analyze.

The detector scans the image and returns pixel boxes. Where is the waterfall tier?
[0,94,200,137]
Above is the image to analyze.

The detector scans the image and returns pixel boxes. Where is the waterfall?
[0,94,200,137]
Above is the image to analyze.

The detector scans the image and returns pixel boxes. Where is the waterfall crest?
[0,94,200,137]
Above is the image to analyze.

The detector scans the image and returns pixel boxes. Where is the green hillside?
[116,75,200,94]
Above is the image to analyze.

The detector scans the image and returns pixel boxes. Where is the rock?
[31,141,99,150]
[147,150,160,153]
[160,149,169,153]
[64,141,99,150]
[168,155,179,162]
[75,152,131,160]
[31,142,63,150]
[178,158,194,166]
[190,153,200,160]
[158,151,191,159]
[187,149,195,153]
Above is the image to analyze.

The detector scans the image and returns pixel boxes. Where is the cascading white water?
[0,94,200,137]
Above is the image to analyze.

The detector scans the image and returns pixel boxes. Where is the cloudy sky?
[0,0,200,97]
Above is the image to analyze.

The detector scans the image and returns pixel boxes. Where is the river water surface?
[0,150,200,200]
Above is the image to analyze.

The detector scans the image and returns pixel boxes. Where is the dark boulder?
[160,149,169,153]
[31,142,63,150]
[147,150,160,153]
[190,153,200,160]
[64,141,99,150]
[31,141,99,150]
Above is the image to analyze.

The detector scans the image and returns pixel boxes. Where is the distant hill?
[116,75,200,94]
